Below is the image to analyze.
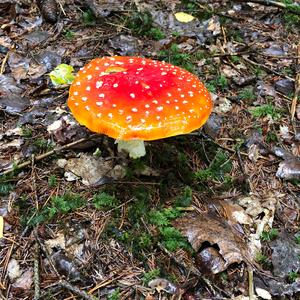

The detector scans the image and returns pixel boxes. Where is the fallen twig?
[33,243,40,300]
[0,52,9,75]
[236,0,300,15]
[243,56,295,81]
[59,280,96,300]
[291,42,300,121]
[248,267,255,300]
[0,134,99,176]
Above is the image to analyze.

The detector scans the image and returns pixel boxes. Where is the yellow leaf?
[174,12,195,23]
[0,216,3,239]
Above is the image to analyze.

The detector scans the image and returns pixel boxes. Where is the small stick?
[291,43,300,121]
[243,56,294,81]
[1,134,98,176]
[59,280,96,300]
[0,52,9,75]
[235,0,300,15]
[33,243,40,300]
[248,267,255,300]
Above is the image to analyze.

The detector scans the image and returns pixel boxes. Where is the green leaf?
[49,64,75,86]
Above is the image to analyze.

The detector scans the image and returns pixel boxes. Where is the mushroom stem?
[116,139,146,159]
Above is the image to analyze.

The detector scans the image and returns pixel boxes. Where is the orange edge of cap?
[68,95,213,141]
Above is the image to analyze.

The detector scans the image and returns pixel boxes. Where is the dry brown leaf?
[173,212,249,272]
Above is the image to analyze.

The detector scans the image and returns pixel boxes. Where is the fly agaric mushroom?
[68,56,213,158]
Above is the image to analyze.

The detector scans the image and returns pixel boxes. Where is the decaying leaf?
[270,230,300,277]
[276,158,300,180]
[7,259,21,282]
[0,75,30,114]
[57,153,126,185]
[52,251,81,281]
[83,0,127,18]
[255,287,272,300]
[173,212,249,273]
[195,247,226,274]
[13,269,33,290]
[243,193,278,258]
[148,278,178,294]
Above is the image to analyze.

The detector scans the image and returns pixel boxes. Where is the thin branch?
[58,280,97,300]
[291,42,300,121]
[33,243,40,300]
[236,0,300,15]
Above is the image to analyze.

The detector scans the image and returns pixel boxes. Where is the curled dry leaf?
[195,247,226,274]
[173,212,249,273]
[221,200,252,225]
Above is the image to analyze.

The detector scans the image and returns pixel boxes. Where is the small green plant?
[206,82,216,93]
[260,228,279,242]
[158,44,194,72]
[64,30,75,40]
[138,233,152,249]
[239,88,256,101]
[0,180,13,196]
[282,67,294,77]
[266,132,278,143]
[159,226,191,251]
[255,252,271,268]
[142,268,160,284]
[21,126,32,138]
[216,75,228,91]
[126,11,165,40]
[295,234,300,244]
[250,104,282,120]
[108,288,120,300]
[172,31,181,37]
[149,207,181,227]
[82,9,96,25]
[28,193,85,226]
[149,207,190,251]
[34,138,51,151]
[48,175,57,187]
[207,75,228,93]
[219,272,228,283]
[93,192,118,210]
[174,186,192,207]
[230,55,240,64]
[148,27,165,40]
[253,66,264,77]
[288,271,299,282]
[195,149,232,182]
[228,28,243,42]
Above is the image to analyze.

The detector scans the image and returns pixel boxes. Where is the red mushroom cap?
[68,56,213,141]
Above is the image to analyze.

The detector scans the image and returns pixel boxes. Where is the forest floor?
[0,0,300,299]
